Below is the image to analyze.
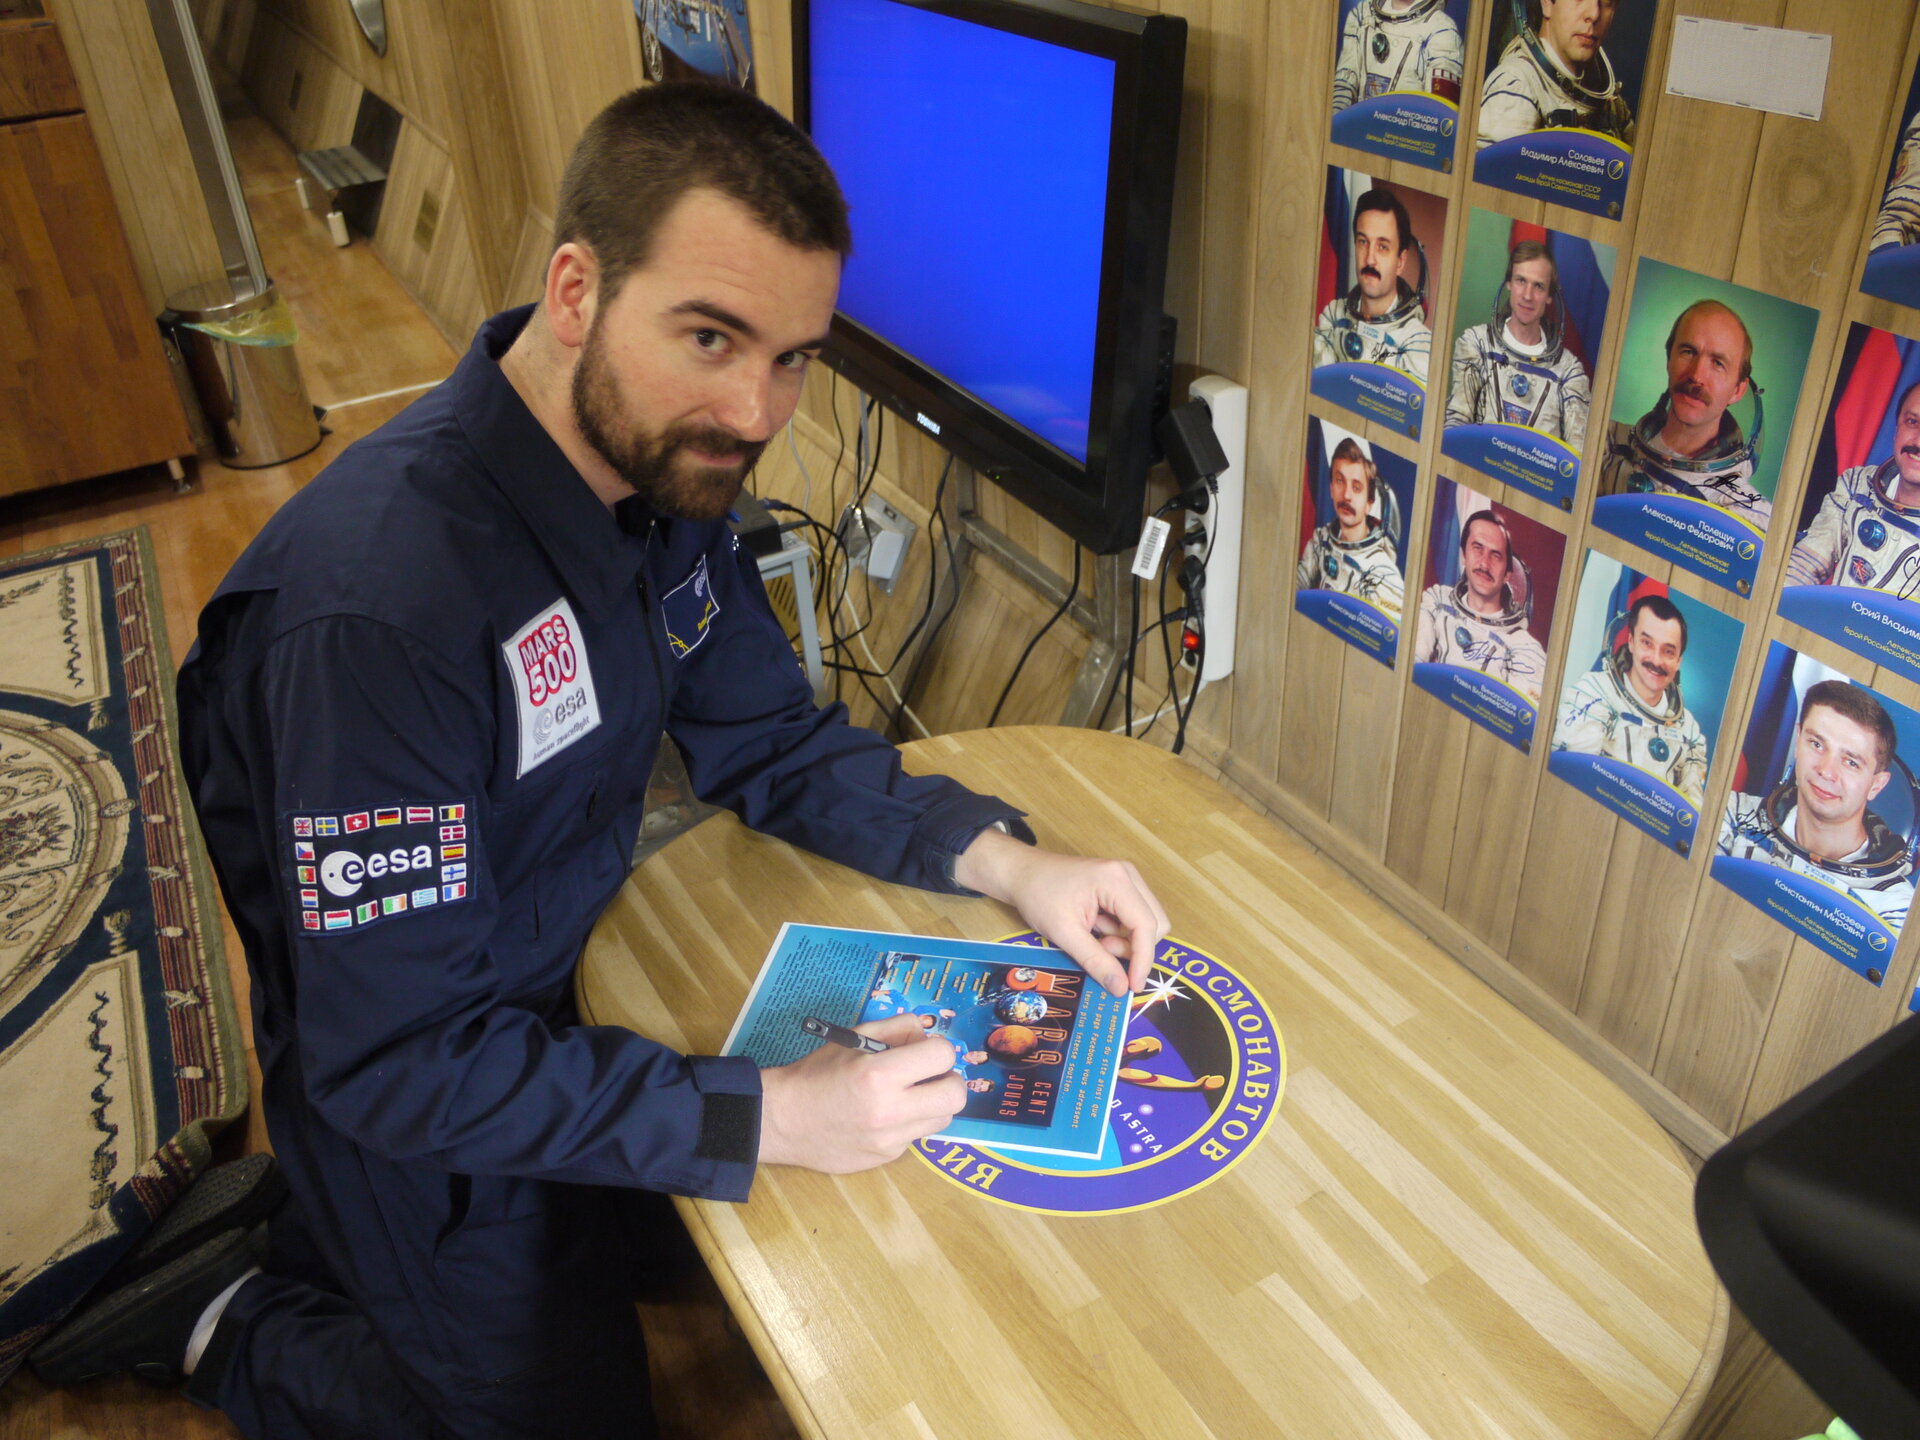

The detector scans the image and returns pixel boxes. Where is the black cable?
[1124,574,1139,738]
[1171,625,1205,755]
[884,453,954,673]
[987,547,1081,728]
[1138,551,1180,743]
[891,470,962,741]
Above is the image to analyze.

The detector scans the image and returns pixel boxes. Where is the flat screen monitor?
[793,0,1185,554]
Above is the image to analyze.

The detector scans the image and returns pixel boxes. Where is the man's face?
[1507,257,1555,332]
[1625,610,1684,705]
[1330,457,1372,540]
[1538,0,1617,68]
[1353,208,1403,306]
[570,188,840,521]
[1665,306,1751,438]
[1895,389,1920,491]
[1794,705,1892,832]
[1461,518,1511,607]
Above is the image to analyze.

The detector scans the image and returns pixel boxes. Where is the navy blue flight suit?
[175,307,1027,1437]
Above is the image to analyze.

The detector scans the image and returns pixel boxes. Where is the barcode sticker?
[1131,517,1171,580]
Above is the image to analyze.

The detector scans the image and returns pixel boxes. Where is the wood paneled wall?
[41,0,225,313]
[1216,0,1920,1168]
[236,0,525,336]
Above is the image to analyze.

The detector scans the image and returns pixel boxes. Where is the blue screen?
[810,0,1116,462]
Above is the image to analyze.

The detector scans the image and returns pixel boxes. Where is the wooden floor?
[0,95,798,1440]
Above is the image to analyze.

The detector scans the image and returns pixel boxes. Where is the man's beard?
[570,323,766,521]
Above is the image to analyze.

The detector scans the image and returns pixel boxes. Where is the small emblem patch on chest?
[662,557,721,660]
[505,597,602,777]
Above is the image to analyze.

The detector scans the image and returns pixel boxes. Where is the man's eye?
[694,329,727,352]
[777,350,813,371]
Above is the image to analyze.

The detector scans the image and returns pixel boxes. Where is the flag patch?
[287,800,476,936]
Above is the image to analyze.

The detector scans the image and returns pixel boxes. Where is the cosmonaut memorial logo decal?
[914,935,1283,1215]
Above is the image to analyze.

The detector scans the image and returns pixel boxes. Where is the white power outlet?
[1185,375,1246,687]
[836,495,918,593]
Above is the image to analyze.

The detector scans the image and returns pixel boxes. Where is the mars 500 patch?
[505,596,601,777]
[287,802,474,936]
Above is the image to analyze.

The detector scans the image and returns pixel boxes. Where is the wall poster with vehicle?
[634,0,757,89]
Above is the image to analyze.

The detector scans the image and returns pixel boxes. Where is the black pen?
[800,1015,890,1053]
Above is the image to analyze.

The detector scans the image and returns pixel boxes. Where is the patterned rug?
[0,528,245,1381]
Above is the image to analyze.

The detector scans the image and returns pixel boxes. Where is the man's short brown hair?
[552,82,853,301]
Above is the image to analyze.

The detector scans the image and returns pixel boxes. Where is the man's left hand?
[952,829,1170,997]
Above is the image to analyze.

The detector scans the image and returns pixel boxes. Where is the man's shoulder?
[216,398,522,657]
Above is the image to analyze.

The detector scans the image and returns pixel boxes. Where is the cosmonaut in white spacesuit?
[1331,0,1464,112]
[1717,680,1917,934]
[1445,238,1591,449]
[1312,188,1432,385]
[1553,591,1707,807]
[1476,0,1635,150]
[1296,435,1405,622]
[1412,507,1549,705]
[1871,112,1920,254]
[1785,380,1920,599]
[1598,299,1770,530]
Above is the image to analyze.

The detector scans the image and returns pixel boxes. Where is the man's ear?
[545,243,599,351]
[1869,768,1894,805]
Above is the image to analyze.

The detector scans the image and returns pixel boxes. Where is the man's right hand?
[757,1014,966,1174]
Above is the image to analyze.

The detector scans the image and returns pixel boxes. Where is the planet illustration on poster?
[994,990,1049,1023]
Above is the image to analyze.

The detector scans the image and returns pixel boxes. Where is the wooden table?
[578,727,1726,1440]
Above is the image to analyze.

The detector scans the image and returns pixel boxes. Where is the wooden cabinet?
[0,16,191,497]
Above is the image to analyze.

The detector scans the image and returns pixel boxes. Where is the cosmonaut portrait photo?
[1780,322,1920,687]
[1713,643,1920,983]
[1410,475,1566,750]
[1860,53,1920,311]
[1548,551,1743,855]
[1329,0,1472,175]
[1441,208,1616,509]
[1471,0,1657,219]
[1310,167,1450,439]
[1590,257,1820,598]
[1295,416,1419,666]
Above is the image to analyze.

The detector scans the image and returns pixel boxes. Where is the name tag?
[504,597,602,777]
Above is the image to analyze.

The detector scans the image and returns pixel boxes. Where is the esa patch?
[504,597,602,778]
[662,557,720,659]
[286,801,476,936]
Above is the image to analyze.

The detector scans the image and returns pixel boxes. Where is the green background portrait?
[1448,207,1618,370]
[1608,258,1821,504]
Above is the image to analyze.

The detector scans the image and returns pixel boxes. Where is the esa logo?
[320,844,435,897]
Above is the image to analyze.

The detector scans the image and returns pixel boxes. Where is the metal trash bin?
[163,280,321,469]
